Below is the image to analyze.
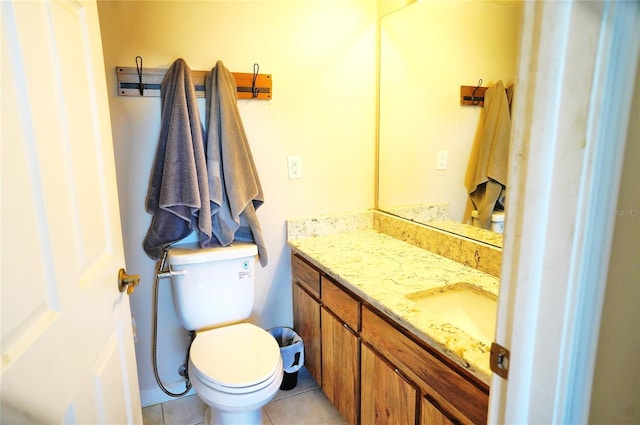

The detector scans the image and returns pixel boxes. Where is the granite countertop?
[288,229,499,385]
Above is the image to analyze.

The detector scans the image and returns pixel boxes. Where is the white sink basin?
[406,283,497,345]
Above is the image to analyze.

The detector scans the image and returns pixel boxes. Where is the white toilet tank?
[167,242,258,331]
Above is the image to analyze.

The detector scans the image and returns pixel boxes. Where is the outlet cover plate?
[436,150,448,170]
[288,155,302,179]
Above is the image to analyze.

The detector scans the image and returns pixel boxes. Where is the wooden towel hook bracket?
[460,79,488,106]
[116,60,272,100]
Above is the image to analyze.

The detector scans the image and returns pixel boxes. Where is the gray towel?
[204,60,268,266]
[465,80,511,229]
[143,58,212,259]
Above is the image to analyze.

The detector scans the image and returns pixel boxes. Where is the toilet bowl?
[167,243,283,424]
[187,323,283,424]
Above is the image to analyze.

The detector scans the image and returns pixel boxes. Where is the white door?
[1,1,142,423]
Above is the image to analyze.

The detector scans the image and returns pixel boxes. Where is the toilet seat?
[189,323,281,391]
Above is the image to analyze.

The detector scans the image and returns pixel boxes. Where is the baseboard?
[140,382,196,407]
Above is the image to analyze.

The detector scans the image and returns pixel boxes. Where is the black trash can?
[268,327,304,390]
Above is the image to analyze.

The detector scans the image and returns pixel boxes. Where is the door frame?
[489,1,640,423]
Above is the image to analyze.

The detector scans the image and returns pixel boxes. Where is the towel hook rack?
[135,56,144,96]
[116,62,272,100]
[460,78,488,106]
[251,63,260,98]
[472,78,483,105]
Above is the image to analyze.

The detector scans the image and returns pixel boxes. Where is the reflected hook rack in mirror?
[460,79,488,106]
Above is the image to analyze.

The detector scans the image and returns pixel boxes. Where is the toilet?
[167,242,283,425]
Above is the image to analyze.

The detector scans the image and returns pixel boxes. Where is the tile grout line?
[275,386,321,402]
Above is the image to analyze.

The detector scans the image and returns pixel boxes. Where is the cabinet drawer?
[292,254,320,298]
[321,276,360,331]
[361,306,488,425]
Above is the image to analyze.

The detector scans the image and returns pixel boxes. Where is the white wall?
[97,0,377,405]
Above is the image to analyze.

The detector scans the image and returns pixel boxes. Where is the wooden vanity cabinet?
[321,276,360,425]
[291,255,322,385]
[290,253,489,425]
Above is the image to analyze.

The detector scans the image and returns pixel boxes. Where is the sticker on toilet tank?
[239,260,252,279]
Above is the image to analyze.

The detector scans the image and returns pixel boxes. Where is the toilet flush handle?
[156,266,186,280]
[118,268,141,295]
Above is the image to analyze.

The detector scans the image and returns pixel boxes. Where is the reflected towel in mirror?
[465,80,511,229]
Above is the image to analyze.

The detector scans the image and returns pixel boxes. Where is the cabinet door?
[292,283,322,385]
[361,344,418,425]
[322,308,359,425]
[421,396,457,425]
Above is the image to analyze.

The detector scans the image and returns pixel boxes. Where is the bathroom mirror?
[376,0,522,247]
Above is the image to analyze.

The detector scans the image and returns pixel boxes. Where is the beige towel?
[465,81,511,229]
[205,60,268,266]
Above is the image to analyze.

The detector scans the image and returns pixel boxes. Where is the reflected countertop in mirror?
[426,220,503,249]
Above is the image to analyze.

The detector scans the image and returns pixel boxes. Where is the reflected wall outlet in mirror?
[288,155,302,179]
[436,150,448,170]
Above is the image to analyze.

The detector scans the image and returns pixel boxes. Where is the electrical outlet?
[287,155,302,179]
[436,150,448,170]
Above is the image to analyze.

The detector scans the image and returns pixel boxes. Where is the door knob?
[118,268,140,295]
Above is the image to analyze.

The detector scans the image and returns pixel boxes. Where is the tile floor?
[141,367,347,425]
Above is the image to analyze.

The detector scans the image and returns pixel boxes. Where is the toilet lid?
[190,323,281,388]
